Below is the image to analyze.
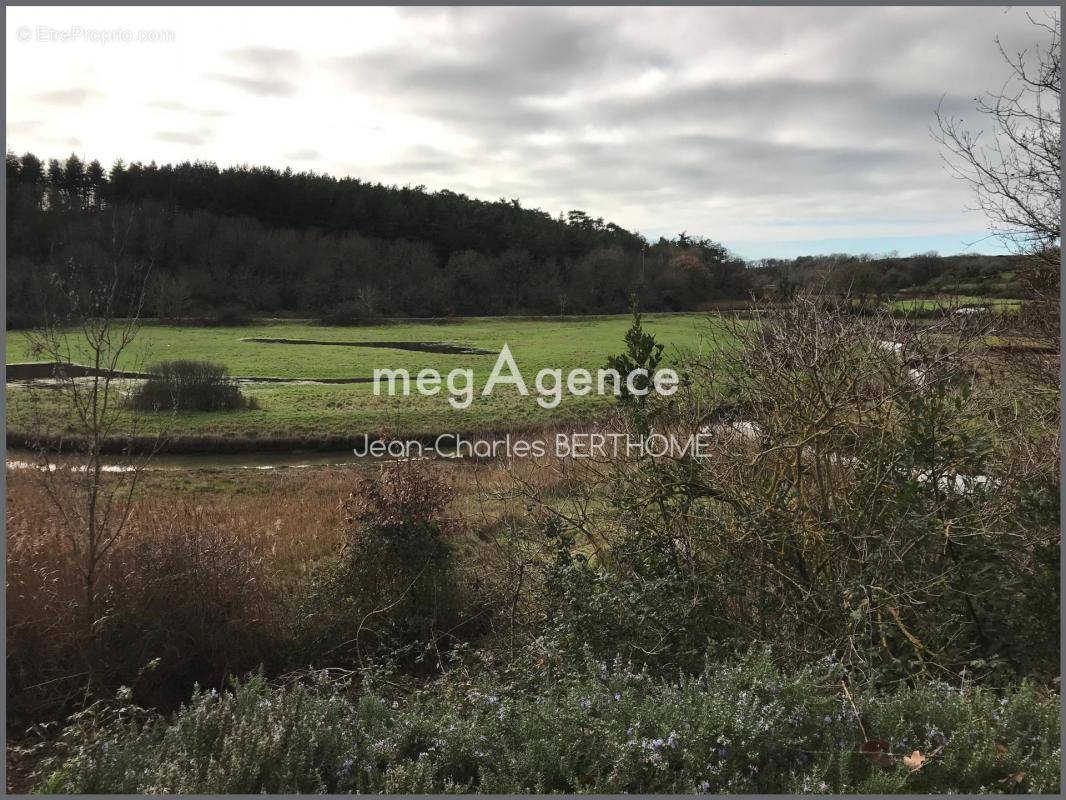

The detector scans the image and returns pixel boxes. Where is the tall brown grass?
[6,468,351,723]
[6,457,568,727]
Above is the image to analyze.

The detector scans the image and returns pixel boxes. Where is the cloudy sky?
[5,5,1056,258]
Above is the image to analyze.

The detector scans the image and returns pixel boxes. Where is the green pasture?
[882,295,1022,312]
[7,314,730,443]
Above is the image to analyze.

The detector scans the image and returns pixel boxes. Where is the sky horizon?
[6,6,1054,260]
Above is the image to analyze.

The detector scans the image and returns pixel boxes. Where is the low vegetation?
[129,360,255,412]
[7,299,1059,793]
[35,654,1061,794]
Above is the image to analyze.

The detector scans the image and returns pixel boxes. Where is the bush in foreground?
[301,464,488,669]
[553,299,1060,683]
[35,652,1060,794]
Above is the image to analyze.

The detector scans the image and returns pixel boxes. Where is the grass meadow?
[7,314,729,443]
[882,295,1022,312]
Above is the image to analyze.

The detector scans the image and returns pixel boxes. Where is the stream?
[4,447,440,472]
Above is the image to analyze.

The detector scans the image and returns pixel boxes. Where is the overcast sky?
[5,5,1057,258]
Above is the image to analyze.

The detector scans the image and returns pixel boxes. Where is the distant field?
[7,314,729,445]
[883,295,1022,312]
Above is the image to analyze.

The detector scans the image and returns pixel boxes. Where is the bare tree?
[934,12,1060,263]
[354,282,382,320]
[934,11,1060,382]
[23,227,166,624]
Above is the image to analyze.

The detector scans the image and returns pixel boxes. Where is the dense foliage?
[5,152,1023,327]
[36,653,1060,794]
[542,301,1060,684]
[6,152,754,323]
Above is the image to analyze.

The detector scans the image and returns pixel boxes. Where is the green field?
[882,295,1022,312]
[7,314,728,444]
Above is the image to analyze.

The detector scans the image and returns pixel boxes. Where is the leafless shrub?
[22,248,166,626]
[344,461,455,529]
[306,463,490,671]
[96,505,277,709]
[934,11,1060,385]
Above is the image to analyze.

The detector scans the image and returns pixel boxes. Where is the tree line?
[7,152,758,325]
[6,151,1020,326]
[747,251,1025,303]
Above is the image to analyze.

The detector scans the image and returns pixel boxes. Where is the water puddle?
[6,362,374,386]
[5,448,438,472]
[7,362,152,381]
[242,337,493,355]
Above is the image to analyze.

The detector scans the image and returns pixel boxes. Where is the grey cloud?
[285,148,322,161]
[351,5,1050,246]
[7,120,81,149]
[149,100,229,118]
[590,78,976,159]
[331,6,1021,139]
[662,137,926,202]
[207,73,298,97]
[207,45,304,97]
[32,87,101,106]
[7,120,42,136]
[332,8,670,133]
[228,45,302,72]
[518,137,870,202]
[156,129,212,146]
[378,145,459,179]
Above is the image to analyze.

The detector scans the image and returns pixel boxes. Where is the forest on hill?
[6,152,1020,326]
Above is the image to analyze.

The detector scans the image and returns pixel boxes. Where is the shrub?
[35,651,1061,794]
[302,464,487,668]
[558,297,1060,682]
[129,360,255,412]
[207,304,254,326]
[318,301,383,326]
[538,519,738,674]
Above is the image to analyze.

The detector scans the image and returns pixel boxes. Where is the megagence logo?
[373,343,679,409]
